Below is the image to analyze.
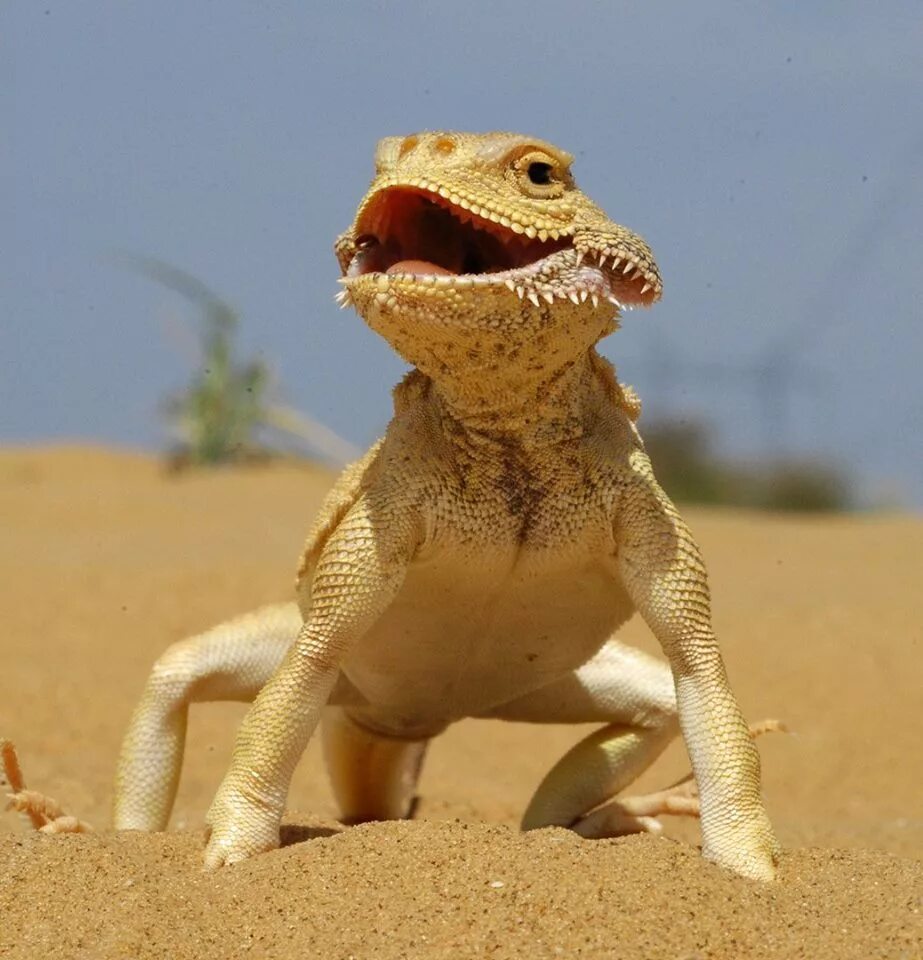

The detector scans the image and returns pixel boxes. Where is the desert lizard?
[101,132,780,880]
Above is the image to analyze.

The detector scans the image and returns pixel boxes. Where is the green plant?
[127,257,358,468]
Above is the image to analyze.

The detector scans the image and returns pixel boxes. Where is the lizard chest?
[425,439,620,556]
[339,467,633,731]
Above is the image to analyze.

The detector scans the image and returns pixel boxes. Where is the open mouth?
[338,186,661,309]
[346,188,571,278]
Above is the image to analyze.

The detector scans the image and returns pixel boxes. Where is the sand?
[1,446,920,959]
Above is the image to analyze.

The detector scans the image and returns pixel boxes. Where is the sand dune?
[1,447,920,959]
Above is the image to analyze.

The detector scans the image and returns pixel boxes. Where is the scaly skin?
[114,132,780,880]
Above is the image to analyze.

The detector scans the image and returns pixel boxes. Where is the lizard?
[108,131,780,880]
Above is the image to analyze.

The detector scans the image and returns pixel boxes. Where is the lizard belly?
[340,550,633,735]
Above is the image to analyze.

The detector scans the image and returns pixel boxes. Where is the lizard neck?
[428,350,602,448]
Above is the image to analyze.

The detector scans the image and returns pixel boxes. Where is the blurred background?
[4,2,921,509]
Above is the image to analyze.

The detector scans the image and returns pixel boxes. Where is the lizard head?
[334,132,662,392]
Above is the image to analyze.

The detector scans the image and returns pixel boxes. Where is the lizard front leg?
[203,494,420,869]
[614,471,780,881]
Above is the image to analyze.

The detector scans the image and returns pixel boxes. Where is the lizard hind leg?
[478,640,684,836]
[321,708,429,823]
[526,719,785,839]
[521,720,681,835]
[114,602,301,831]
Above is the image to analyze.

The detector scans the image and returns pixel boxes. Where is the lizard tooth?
[542,290,555,304]
[548,229,560,240]
[568,291,580,305]
[504,278,518,293]
[524,225,538,239]
[632,269,643,281]
[515,285,526,300]
[537,229,549,242]
[499,216,512,228]
[579,289,588,303]
[641,282,652,295]
[574,249,584,267]
[527,290,541,307]
[622,261,634,275]
[597,252,607,267]
[510,222,525,235]
[611,257,621,270]
[591,293,599,308]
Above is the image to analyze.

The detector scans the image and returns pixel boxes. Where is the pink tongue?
[387,260,456,276]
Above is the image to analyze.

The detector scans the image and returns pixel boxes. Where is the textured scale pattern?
[114,131,779,881]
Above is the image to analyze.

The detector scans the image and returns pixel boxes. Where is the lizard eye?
[527,161,554,185]
[514,150,567,198]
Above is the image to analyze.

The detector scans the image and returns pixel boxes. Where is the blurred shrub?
[162,305,270,468]
[129,258,358,469]
[643,418,851,512]
[130,259,273,466]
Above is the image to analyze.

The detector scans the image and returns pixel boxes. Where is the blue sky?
[4,2,922,505]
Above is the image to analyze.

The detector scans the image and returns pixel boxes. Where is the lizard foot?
[2,739,93,834]
[203,783,281,870]
[572,777,699,839]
